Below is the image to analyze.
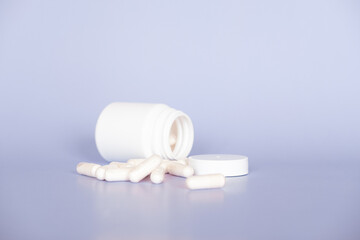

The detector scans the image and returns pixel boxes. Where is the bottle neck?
[151,106,194,160]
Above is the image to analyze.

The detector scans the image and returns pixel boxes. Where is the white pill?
[150,167,166,184]
[167,162,194,178]
[128,155,163,183]
[159,160,171,173]
[109,162,132,168]
[95,165,118,181]
[169,134,177,146]
[76,162,101,177]
[186,174,226,190]
[176,158,188,165]
[127,158,146,166]
[105,167,132,181]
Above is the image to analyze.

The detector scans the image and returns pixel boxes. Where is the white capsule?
[150,167,166,184]
[169,134,177,146]
[167,162,194,178]
[127,158,146,166]
[95,165,118,181]
[128,155,163,183]
[76,162,101,177]
[186,174,226,190]
[105,167,132,181]
[159,160,171,173]
[176,158,188,165]
[109,162,132,168]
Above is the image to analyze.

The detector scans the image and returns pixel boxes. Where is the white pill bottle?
[95,103,194,162]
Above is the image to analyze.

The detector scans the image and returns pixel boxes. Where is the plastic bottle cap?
[188,154,248,177]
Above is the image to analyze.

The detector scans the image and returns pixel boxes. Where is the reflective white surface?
[1,159,359,240]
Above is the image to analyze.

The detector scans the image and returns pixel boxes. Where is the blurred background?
[1,0,359,165]
[0,0,359,239]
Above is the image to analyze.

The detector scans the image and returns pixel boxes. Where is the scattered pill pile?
[76,154,225,190]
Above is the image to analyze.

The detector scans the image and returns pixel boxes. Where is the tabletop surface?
[1,158,359,240]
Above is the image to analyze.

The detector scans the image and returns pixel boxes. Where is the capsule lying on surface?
[109,162,132,168]
[105,167,132,181]
[150,167,166,184]
[127,158,146,167]
[76,162,101,177]
[167,162,194,178]
[175,158,188,165]
[95,165,118,180]
[128,155,163,183]
[186,174,225,190]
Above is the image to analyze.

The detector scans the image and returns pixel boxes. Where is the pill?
[176,158,188,165]
[109,162,132,168]
[186,174,225,190]
[76,162,101,177]
[128,155,163,183]
[150,167,166,184]
[169,134,177,146]
[159,160,171,173]
[105,167,132,181]
[167,162,194,178]
[127,158,146,166]
[95,165,118,180]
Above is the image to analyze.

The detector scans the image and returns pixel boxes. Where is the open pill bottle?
[95,102,194,161]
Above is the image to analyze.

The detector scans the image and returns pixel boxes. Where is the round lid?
[188,154,248,177]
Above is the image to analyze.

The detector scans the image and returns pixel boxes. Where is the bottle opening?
[162,112,194,160]
[169,121,177,152]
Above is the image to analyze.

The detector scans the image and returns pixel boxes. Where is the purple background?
[0,0,359,239]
